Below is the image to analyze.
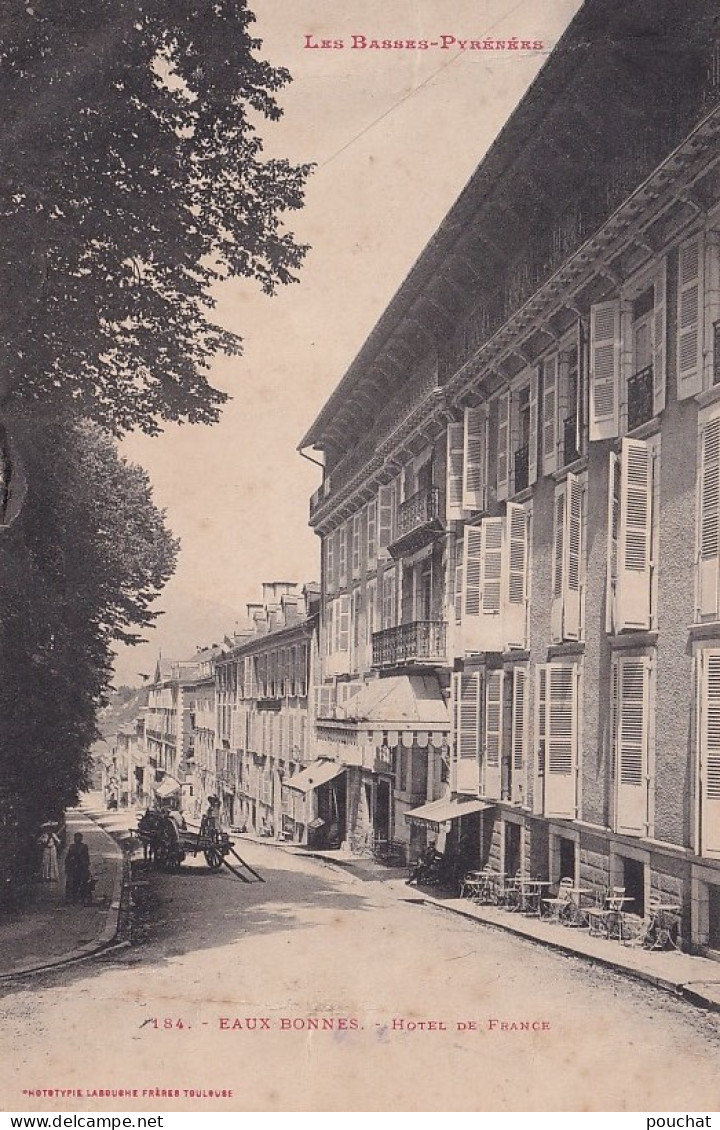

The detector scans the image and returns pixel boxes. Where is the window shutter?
[446,422,465,520]
[589,299,620,440]
[480,517,505,652]
[700,650,720,857]
[535,665,548,816]
[528,367,539,486]
[461,525,483,653]
[564,472,583,641]
[698,414,720,619]
[352,513,361,579]
[617,438,652,630]
[653,258,667,416]
[455,560,463,626]
[366,579,376,667]
[378,485,394,555]
[613,656,650,837]
[504,503,528,649]
[496,391,510,501]
[606,451,620,633]
[454,670,481,794]
[677,235,704,401]
[366,500,377,569]
[551,483,566,644]
[483,669,503,800]
[511,666,527,805]
[544,663,577,819]
[326,534,336,595]
[463,406,487,511]
[337,594,350,653]
[542,355,558,475]
[382,567,397,629]
[338,522,348,588]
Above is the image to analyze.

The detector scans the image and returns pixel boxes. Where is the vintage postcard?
[2,0,720,1114]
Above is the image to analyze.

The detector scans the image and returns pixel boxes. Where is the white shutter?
[544,663,577,819]
[528,367,539,487]
[613,656,650,837]
[337,594,350,654]
[699,414,720,619]
[446,422,465,520]
[454,557,463,626]
[326,533,336,595]
[617,438,652,630]
[700,650,720,857]
[483,669,503,800]
[504,503,528,650]
[338,522,348,588]
[653,258,667,416]
[352,513,361,579]
[606,451,620,634]
[454,670,481,794]
[511,666,527,805]
[463,406,487,511]
[551,483,566,644]
[480,517,505,652]
[381,567,397,629]
[378,484,394,555]
[564,472,583,641]
[677,235,704,401]
[589,300,620,440]
[535,665,548,816]
[542,355,558,476]
[496,391,510,502]
[366,499,377,569]
[461,526,483,654]
[366,578,376,667]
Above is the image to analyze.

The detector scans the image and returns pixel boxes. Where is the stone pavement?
[0,800,125,980]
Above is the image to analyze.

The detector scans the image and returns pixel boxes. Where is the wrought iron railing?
[513,444,529,493]
[395,487,439,540]
[627,364,654,431]
[562,414,580,466]
[372,621,447,668]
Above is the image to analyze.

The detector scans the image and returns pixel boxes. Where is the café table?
[562,886,593,927]
[518,878,552,916]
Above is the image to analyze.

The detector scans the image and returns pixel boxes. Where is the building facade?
[299,0,720,947]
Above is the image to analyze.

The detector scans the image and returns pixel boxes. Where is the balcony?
[513,444,529,493]
[562,415,580,466]
[627,364,654,431]
[372,620,447,669]
[388,487,442,559]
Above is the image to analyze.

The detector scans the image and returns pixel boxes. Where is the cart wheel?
[204,847,223,870]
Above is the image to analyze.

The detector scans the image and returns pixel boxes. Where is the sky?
[113,0,583,685]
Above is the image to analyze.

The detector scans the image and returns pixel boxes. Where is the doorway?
[708,886,720,950]
[559,837,576,882]
[375,777,392,843]
[621,856,645,918]
[504,822,521,876]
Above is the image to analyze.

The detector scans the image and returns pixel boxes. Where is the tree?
[0,1,311,434]
[0,414,178,867]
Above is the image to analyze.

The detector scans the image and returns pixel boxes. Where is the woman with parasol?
[38,822,60,882]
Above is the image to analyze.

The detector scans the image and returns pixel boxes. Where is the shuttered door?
[564,472,583,641]
[589,300,620,440]
[535,665,548,814]
[352,513,361,579]
[504,503,528,650]
[461,525,483,655]
[614,657,650,836]
[337,594,350,659]
[550,484,566,643]
[463,406,487,512]
[338,522,348,589]
[455,670,481,794]
[483,669,503,800]
[480,517,504,652]
[366,499,377,569]
[653,258,667,416]
[701,650,720,857]
[542,355,558,476]
[699,415,720,619]
[617,438,652,630]
[496,391,511,502]
[446,422,465,520]
[326,533,335,595]
[378,484,395,556]
[677,235,705,401]
[511,666,527,804]
[544,664,577,819]
[606,451,620,633]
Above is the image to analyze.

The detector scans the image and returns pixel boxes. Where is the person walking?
[64,832,91,904]
[38,827,60,882]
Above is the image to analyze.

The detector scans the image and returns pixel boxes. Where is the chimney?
[267,605,283,633]
[253,609,268,637]
[281,594,300,626]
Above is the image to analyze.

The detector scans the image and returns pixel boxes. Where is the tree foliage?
[0,0,311,434]
[0,414,178,858]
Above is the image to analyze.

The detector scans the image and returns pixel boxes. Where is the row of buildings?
[108,0,720,952]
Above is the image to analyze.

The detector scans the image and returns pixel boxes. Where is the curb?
[0,810,128,983]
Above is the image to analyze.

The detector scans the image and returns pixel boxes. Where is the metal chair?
[542,876,574,923]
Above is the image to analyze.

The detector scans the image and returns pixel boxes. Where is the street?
[2,841,720,1112]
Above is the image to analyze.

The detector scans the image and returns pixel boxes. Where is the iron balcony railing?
[513,444,529,493]
[562,414,581,466]
[627,364,654,431]
[396,487,439,539]
[372,620,447,668]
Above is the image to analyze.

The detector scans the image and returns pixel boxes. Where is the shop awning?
[155,776,181,799]
[285,760,346,794]
[405,796,493,831]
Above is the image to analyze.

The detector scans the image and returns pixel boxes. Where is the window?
[338,521,348,589]
[677,234,705,401]
[351,513,361,579]
[446,422,465,520]
[697,649,720,858]
[366,578,377,667]
[483,669,503,800]
[509,373,538,495]
[453,669,481,795]
[606,437,657,633]
[325,533,336,595]
[511,665,528,806]
[381,566,398,629]
[463,406,487,512]
[698,408,720,620]
[366,499,377,570]
[457,505,529,655]
[378,478,399,554]
[551,473,584,643]
[612,655,652,837]
[536,662,579,819]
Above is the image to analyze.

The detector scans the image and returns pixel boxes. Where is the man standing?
[64,832,91,904]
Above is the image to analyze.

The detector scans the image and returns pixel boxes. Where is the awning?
[154,776,181,799]
[405,796,493,831]
[335,674,450,729]
[285,760,346,794]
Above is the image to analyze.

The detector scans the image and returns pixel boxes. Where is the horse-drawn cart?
[137,811,263,882]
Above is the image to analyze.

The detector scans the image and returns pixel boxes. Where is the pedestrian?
[38,827,60,882]
[64,832,91,904]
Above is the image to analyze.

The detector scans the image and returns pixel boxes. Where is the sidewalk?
[0,799,126,980]
[247,834,720,1014]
